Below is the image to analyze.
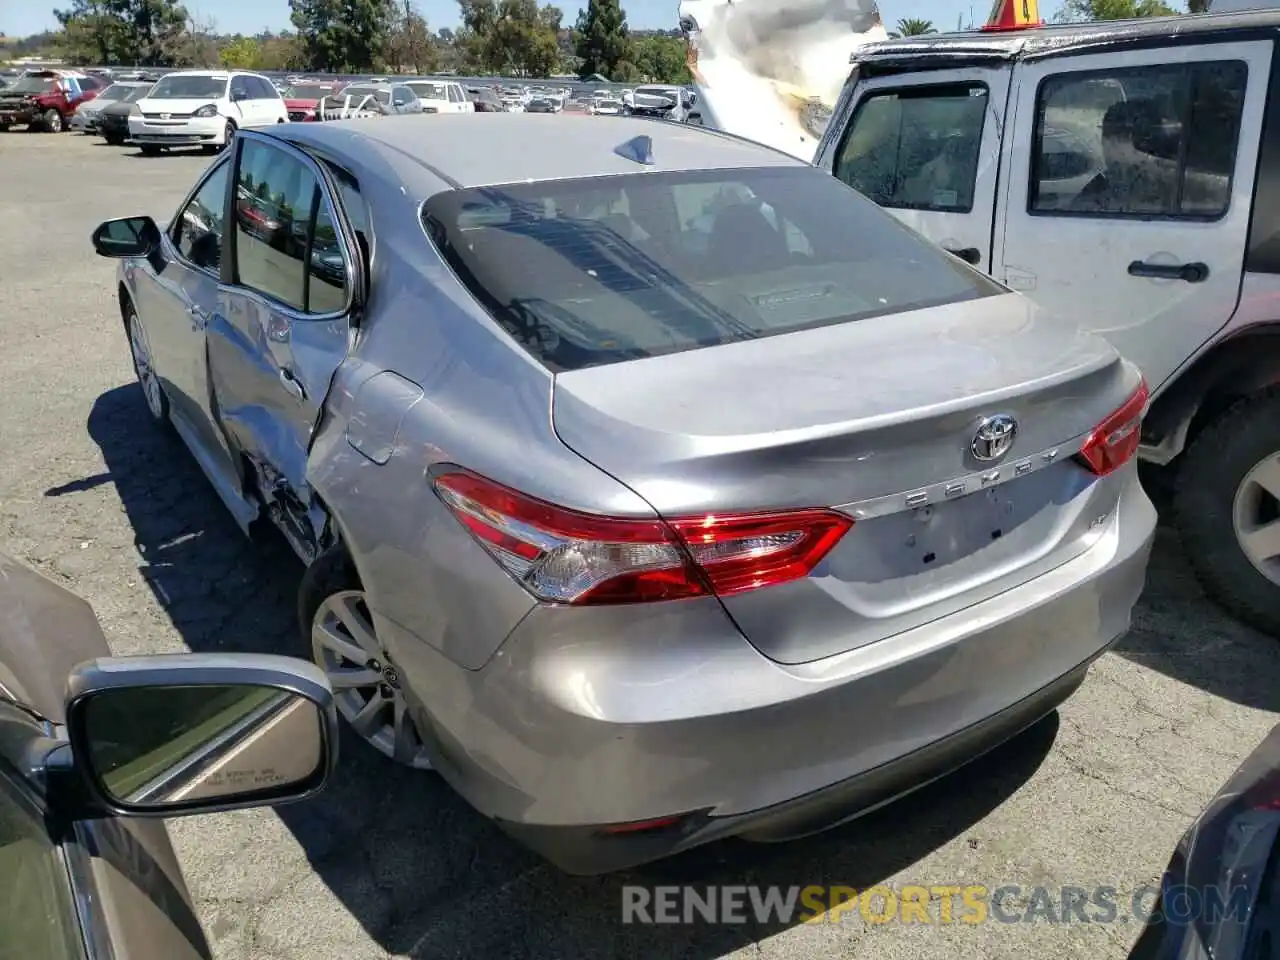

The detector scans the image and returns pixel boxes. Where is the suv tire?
[139,144,161,156]
[42,109,63,132]
[1175,389,1280,636]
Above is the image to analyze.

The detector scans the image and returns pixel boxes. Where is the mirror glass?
[80,684,324,810]
[93,216,156,258]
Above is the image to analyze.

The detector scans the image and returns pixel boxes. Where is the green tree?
[384,0,437,72]
[219,34,261,67]
[55,0,188,65]
[631,34,689,83]
[458,0,561,76]
[889,17,936,36]
[290,0,393,73]
[1055,0,1177,19]
[573,0,629,81]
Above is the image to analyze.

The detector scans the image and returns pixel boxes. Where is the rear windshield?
[421,166,1001,372]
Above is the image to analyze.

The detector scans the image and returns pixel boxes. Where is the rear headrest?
[1101,98,1163,142]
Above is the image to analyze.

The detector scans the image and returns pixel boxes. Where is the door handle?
[1127,260,1209,283]
[279,368,306,402]
[944,246,982,265]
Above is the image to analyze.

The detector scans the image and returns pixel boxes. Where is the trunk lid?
[552,292,1138,664]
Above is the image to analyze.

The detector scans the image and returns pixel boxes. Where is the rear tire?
[104,133,124,146]
[42,109,64,132]
[139,144,161,156]
[1175,389,1280,636]
[299,547,436,770]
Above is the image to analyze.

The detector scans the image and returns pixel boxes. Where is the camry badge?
[971,414,1018,462]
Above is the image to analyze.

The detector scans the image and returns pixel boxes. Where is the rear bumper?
[377,477,1155,873]
[70,112,99,131]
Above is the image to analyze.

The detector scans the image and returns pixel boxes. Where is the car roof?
[855,9,1280,69]
[272,113,807,191]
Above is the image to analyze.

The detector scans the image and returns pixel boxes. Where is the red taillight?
[432,471,853,605]
[1076,379,1149,477]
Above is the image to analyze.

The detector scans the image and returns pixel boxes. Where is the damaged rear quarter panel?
[300,176,657,671]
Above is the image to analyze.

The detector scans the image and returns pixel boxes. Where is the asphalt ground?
[1,129,1278,960]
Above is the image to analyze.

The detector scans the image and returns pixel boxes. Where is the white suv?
[402,79,474,114]
[130,70,288,155]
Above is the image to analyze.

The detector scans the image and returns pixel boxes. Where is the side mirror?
[63,653,338,818]
[91,215,160,258]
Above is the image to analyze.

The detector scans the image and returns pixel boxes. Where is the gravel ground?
[1,130,1278,960]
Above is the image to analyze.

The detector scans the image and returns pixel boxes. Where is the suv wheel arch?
[1142,324,1280,467]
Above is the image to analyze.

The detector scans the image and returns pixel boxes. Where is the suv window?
[834,82,989,213]
[251,76,278,99]
[173,160,230,273]
[234,140,349,313]
[1030,61,1247,218]
[421,166,1001,373]
[448,84,464,103]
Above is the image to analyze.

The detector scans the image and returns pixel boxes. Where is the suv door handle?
[279,367,306,402]
[944,246,982,265]
[1127,260,1209,283]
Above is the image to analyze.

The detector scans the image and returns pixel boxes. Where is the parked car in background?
[403,79,473,113]
[70,79,154,133]
[129,69,289,156]
[589,97,624,115]
[0,548,339,960]
[0,69,100,132]
[815,11,1280,635]
[467,86,505,112]
[283,80,346,121]
[627,84,690,121]
[98,86,155,146]
[525,96,556,113]
[317,83,422,118]
[92,114,1155,875]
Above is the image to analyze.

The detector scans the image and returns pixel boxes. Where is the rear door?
[209,132,356,499]
[997,41,1270,394]
[820,66,1013,271]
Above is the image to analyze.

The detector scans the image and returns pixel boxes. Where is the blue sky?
[4,0,1067,39]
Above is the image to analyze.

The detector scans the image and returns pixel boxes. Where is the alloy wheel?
[311,590,434,769]
[1233,453,1280,587]
[44,109,62,133]
[127,310,165,421]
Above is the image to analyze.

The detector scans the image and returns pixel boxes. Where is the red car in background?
[283,81,347,121]
[0,69,104,132]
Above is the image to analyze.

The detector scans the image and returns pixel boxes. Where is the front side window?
[0,766,84,960]
[1030,61,1247,219]
[422,166,1001,373]
[149,74,227,100]
[834,82,989,213]
[173,161,230,273]
[234,140,348,313]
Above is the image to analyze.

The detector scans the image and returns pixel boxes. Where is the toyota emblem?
[971,414,1018,462]
[159,113,170,119]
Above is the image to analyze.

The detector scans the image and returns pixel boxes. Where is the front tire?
[139,144,161,156]
[299,547,436,769]
[125,300,169,425]
[1175,389,1280,636]
[104,133,124,146]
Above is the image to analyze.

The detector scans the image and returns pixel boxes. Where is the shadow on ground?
[1113,466,1280,714]
[81,382,1066,957]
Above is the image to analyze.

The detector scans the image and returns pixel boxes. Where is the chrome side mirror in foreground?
[63,653,338,818]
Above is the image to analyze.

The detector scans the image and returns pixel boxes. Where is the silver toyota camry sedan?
[92,113,1157,874]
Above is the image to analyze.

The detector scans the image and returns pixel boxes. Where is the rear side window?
[422,166,1002,372]
[834,83,989,213]
[1030,61,1247,219]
